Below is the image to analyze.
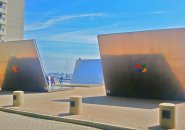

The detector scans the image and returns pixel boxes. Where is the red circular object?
[135,64,141,69]
[12,65,19,73]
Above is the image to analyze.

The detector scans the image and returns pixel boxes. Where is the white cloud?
[149,11,169,14]
[25,13,105,31]
[38,22,132,44]
[47,31,98,44]
[141,10,176,15]
[25,18,141,44]
[33,23,135,44]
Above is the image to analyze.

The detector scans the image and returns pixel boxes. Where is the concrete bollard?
[159,103,176,129]
[70,96,82,115]
[13,91,24,106]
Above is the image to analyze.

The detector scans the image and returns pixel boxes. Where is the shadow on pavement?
[0,91,13,96]
[53,96,184,109]
[2,105,14,108]
[148,125,167,130]
[0,90,47,96]
[58,113,71,117]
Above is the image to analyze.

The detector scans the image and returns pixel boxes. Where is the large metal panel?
[71,59,104,85]
[0,40,48,92]
[98,28,185,100]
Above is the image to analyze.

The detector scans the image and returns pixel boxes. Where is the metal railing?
[0,29,5,35]
[0,2,6,14]
[0,16,6,24]
[0,0,7,4]
[0,6,6,14]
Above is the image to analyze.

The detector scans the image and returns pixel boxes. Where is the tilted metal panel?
[98,28,185,100]
[71,59,104,85]
[0,40,48,92]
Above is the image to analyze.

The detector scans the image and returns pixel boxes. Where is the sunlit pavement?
[0,86,185,130]
[0,111,100,130]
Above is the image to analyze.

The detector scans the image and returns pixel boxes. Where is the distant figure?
[48,76,51,86]
[59,76,63,84]
[50,76,55,86]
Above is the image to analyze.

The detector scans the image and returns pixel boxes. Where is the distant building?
[71,59,104,85]
[0,0,24,42]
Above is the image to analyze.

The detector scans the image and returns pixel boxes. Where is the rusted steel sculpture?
[98,28,185,100]
[0,40,48,92]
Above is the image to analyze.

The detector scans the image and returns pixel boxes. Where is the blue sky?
[24,0,185,73]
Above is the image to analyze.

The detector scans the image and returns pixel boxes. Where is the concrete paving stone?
[0,111,101,130]
[0,86,185,130]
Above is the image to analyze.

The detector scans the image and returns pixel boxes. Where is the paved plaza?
[0,111,100,130]
[0,86,185,130]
